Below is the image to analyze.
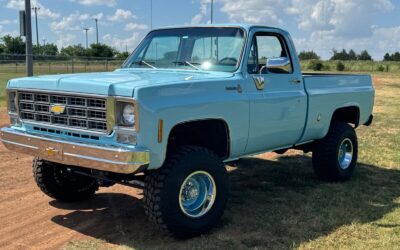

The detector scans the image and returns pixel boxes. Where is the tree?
[1,35,25,54]
[308,60,325,71]
[88,43,116,58]
[358,50,372,61]
[298,51,320,60]
[0,44,5,54]
[33,43,58,56]
[336,61,345,71]
[60,44,88,57]
[331,49,349,60]
[348,49,357,60]
[115,51,130,60]
[383,52,400,61]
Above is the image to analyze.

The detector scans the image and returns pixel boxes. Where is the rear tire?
[312,122,358,181]
[144,146,229,238]
[33,158,98,202]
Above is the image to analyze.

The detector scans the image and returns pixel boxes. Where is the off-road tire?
[312,122,358,181]
[33,158,98,202]
[144,146,229,238]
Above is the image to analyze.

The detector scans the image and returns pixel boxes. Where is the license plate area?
[40,141,63,161]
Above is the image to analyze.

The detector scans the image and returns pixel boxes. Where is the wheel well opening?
[331,106,360,127]
[167,119,230,159]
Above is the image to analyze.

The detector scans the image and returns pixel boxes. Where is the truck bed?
[300,73,374,142]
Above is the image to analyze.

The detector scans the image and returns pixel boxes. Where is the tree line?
[0,35,129,60]
[298,49,400,61]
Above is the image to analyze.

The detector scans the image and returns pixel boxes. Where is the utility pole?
[32,6,40,46]
[25,0,33,76]
[94,18,99,44]
[150,0,153,30]
[42,38,46,46]
[83,28,89,49]
[210,0,214,24]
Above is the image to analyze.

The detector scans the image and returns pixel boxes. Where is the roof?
[151,23,289,35]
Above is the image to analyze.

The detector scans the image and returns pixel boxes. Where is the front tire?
[33,158,98,202]
[312,122,358,181]
[144,146,229,238]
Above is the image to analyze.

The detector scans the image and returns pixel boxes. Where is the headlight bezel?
[114,98,139,131]
[6,89,18,114]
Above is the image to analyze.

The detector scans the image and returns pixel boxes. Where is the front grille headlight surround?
[7,90,17,114]
[109,97,139,131]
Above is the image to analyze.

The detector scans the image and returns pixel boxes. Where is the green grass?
[0,73,25,107]
[300,60,400,73]
[1,70,399,250]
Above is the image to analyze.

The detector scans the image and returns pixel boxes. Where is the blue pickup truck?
[1,24,374,237]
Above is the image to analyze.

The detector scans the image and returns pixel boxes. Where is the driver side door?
[245,31,307,154]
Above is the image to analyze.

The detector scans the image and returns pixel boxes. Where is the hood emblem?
[50,104,66,115]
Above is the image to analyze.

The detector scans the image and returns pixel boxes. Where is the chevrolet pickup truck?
[1,24,374,238]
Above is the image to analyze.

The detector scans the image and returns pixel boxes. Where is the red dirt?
[0,112,144,249]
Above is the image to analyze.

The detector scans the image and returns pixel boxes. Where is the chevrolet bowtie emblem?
[50,104,66,115]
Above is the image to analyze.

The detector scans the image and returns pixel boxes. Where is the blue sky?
[0,0,399,59]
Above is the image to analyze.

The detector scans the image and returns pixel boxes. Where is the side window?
[247,33,293,74]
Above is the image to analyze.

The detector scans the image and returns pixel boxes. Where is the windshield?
[123,27,246,72]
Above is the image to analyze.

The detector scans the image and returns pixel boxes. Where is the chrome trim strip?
[63,152,145,165]
[0,127,150,174]
[7,88,108,98]
[0,139,39,150]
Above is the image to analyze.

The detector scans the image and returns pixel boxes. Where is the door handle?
[289,79,301,84]
[225,84,242,93]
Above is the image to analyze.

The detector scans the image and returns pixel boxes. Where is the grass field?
[0,71,399,249]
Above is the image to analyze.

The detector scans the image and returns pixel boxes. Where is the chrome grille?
[18,91,108,132]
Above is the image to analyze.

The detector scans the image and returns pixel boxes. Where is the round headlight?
[122,104,135,125]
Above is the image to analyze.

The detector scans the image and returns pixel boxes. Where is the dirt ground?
[0,109,142,249]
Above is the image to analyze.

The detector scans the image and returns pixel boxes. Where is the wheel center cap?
[186,186,199,200]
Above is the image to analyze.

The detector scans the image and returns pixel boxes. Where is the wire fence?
[0,54,126,74]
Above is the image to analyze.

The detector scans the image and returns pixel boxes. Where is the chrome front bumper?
[0,127,150,174]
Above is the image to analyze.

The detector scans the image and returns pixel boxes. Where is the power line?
[32,6,40,46]
[83,28,89,49]
[94,18,99,44]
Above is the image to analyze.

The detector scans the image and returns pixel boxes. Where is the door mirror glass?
[266,57,291,74]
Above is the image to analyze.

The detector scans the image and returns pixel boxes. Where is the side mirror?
[266,57,291,73]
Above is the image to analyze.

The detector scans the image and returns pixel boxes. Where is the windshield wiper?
[133,60,157,69]
[173,61,202,71]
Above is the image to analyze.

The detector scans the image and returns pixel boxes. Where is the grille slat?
[18,92,108,132]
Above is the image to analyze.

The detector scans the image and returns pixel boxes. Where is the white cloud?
[0,19,17,25]
[56,33,77,49]
[191,0,211,24]
[294,25,400,60]
[288,0,394,38]
[103,33,142,52]
[49,12,91,32]
[220,0,289,25]
[107,9,136,22]
[71,0,116,7]
[124,23,148,31]
[6,0,60,19]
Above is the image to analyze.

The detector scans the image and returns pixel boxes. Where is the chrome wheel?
[338,138,353,170]
[179,171,216,218]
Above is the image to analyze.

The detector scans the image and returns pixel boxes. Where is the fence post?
[106,59,109,71]
[71,58,74,73]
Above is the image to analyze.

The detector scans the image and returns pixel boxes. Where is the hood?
[8,69,234,97]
